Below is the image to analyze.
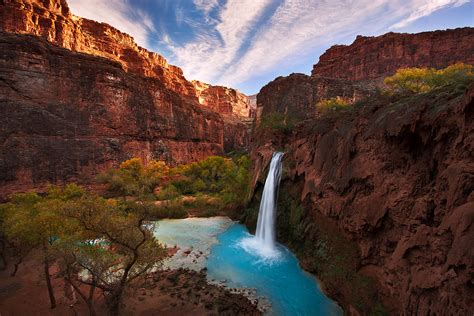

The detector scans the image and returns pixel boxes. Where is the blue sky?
[68,0,473,95]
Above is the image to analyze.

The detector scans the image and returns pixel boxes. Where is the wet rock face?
[250,86,474,314]
[312,28,474,81]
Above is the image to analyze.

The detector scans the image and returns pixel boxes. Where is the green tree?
[1,185,85,309]
[98,158,169,200]
[59,195,166,315]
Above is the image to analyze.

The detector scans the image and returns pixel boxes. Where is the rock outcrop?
[0,0,251,197]
[312,28,474,82]
[193,80,254,118]
[248,28,474,315]
[0,0,196,97]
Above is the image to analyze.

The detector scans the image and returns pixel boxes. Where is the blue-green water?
[154,217,342,316]
[207,223,342,316]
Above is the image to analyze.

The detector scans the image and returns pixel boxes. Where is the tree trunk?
[0,239,6,271]
[87,278,97,316]
[108,288,124,316]
[43,244,56,309]
[11,256,23,276]
[87,301,96,316]
[64,276,96,316]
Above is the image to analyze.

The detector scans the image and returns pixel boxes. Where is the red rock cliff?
[312,28,474,82]
[192,80,254,118]
[0,0,251,197]
[249,28,474,315]
[0,0,197,97]
[251,84,474,315]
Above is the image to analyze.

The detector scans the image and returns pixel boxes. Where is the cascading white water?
[255,152,284,249]
[240,152,284,259]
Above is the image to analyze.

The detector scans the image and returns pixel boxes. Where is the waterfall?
[255,152,284,249]
[240,152,284,259]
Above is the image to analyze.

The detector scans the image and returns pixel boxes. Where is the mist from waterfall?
[240,152,284,260]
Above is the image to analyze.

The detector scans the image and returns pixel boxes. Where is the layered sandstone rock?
[249,27,474,315]
[250,84,474,315]
[0,0,251,197]
[257,74,369,121]
[312,28,474,82]
[192,80,254,118]
[0,0,196,97]
[0,32,233,196]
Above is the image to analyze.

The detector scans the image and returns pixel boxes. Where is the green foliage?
[2,185,84,247]
[150,200,187,219]
[384,63,474,95]
[97,155,251,218]
[58,193,166,314]
[164,155,252,210]
[156,184,180,201]
[316,97,352,113]
[260,111,296,132]
[1,184,166,314]
[98,158,169,200]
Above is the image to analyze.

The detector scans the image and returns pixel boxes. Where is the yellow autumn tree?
[384,63,473,94]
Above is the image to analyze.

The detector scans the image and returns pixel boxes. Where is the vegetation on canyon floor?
[99,155,252,218]
[0,184,167,315]
[0,154,251,314]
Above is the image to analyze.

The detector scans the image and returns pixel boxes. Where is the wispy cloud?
[68,0,469,91]
[193,0,220,15]
[167,0,273,83]
[391,0,469,28]
[68,0,155,48]
[218,0,468,86]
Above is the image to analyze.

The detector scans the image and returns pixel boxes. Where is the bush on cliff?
[384,63,474,94]
[260,111,296,133]
[316,97,352,113]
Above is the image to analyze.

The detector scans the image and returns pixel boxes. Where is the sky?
[68,0,474,95]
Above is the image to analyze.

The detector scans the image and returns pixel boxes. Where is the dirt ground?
[0,253,260,316]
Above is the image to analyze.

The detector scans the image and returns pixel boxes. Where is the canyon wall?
[193,80,255,118]
[0,0,251,197]
[312,28,474,82]
[248,28,474,315]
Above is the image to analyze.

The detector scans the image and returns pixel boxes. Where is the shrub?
[156,184,180,201]
[162,155,251,208]
[260,111,295,132]
[98,158,169,200]
[384,63,474,95]
[316,97,351,112]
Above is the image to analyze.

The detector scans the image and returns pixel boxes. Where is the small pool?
[154,217,342,315]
